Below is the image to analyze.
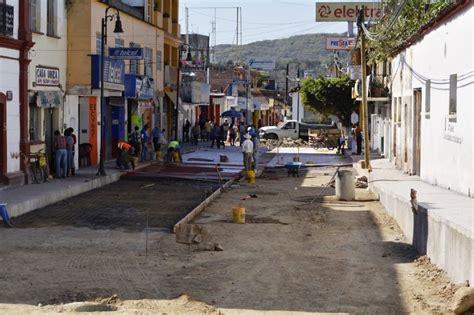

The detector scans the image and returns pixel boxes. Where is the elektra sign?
[109,48,144,60]
[315,2,382,22]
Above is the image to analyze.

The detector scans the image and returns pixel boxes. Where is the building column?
[19,0,34,183]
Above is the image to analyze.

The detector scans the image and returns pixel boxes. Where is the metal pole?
[97,17,106,176]
[285,63,289,118]
[246,67,250,125]
[174,47,182,140]
[358,8,370,170]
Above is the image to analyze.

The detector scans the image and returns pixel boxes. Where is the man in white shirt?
[242,133,254,171]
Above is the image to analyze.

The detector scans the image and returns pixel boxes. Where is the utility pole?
[285,63,289,118]
[185,6,189,45]
[357,7,370,170]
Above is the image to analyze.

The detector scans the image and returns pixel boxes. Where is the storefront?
[125,74,155,142]
[29,66,63,173]
[91,55,125,161]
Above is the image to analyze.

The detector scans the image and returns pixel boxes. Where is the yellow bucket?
[131,156,139,168]
[155,151,162,161]
[246,170,256,184]
[172,151,180,162]
[232,207,245,224]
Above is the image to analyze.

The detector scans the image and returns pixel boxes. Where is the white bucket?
[335,170,355,201]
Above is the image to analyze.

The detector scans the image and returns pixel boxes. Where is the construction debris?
[451,287,474,314]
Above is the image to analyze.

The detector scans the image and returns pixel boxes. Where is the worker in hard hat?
[116,140,135,170]
[167,140,182,162]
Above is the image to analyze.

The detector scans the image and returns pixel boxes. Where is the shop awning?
[34,91,63,107]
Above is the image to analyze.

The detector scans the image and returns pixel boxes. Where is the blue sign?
[124,75,155,100]
[109,48,144,60]
[232,79,250,85]
[91,55,125,91]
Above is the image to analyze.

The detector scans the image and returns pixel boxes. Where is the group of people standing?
[183,118,250,149]
[53,128,76,178]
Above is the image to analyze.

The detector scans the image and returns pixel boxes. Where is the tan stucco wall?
[67,0,164,93]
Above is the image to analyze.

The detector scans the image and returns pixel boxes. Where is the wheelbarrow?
[285,161,303,177]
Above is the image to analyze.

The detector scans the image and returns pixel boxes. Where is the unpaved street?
[0,166,458,313]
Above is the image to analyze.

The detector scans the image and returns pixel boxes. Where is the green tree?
[300,75,355,126]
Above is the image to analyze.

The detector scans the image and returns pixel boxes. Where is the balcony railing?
[0,3,14,37]
[164,65,178,86]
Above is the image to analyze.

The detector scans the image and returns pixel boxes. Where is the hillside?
[214,33,345,71]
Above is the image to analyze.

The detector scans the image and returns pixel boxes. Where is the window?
[47,0,57,37]
[30,0,41,33]
[396,97,401,123]
[449,74,457,122]
[425,80,431,119]
[156,50,162,71]
[144,47,153,76]
[145,0,152,22]
[29,104,42,141]
[129,42,140,75]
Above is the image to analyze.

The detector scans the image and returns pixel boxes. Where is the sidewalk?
[349,154,473,285]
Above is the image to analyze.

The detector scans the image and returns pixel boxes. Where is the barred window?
[144,47,153,77]
[156,50,162,71]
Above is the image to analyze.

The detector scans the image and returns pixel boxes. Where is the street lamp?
[97,7,124,176]
[174,44,193,141]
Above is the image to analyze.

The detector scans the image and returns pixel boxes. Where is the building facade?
[0,0,32,185]
[388,1,473,196]
[66,0,166,166]
[28,0,68,171]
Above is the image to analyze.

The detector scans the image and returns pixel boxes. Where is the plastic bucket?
[335,170,355,201]
[246,170,256,184]
[232,207,245,224]
[172,151,180,162]
[155,151,162,161]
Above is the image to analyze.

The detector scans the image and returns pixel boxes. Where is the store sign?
[36,66,60,86]
[326,37,356,50]
[225,96,236,107]
[109,48,144,60]
[315,2,382,22]
[91,55,125,91]
[191,81,210,104]
[136,76,155,100]
[248,59,275,70]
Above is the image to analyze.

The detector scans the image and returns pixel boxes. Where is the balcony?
[164,65,178,86]
[0,3,14,37]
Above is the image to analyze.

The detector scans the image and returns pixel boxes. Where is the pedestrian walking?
[242,133,254,171]
[239,123,246,146]
[355,124,362,155]
[204,120,211,141]
[191,123,200,145]
[53,130,67,178]
[210,125,221,149]
[65,127,76,175]
[152,126,161,153]
[183,119,191,143]
[130,126,142,159]
[140,124,149,161]
[219,125,226,149]
[229,123,237,146]
[248,125,259,171]
[64,128,75,176]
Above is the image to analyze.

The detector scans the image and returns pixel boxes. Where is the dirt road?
[0,166,458,313]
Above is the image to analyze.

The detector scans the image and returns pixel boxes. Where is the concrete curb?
[173,176,238,234]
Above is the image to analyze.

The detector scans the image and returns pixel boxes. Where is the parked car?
[259,120,338,141]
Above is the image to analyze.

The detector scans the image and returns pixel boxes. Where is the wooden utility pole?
[358,7,370,170]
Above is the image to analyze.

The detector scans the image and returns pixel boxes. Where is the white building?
[0,0,29,185]
[388,1,473,196]
[28,0,69,170]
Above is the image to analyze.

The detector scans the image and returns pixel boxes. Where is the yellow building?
[65,0,176,165]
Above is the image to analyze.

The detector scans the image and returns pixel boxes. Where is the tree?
[300,75,355,126]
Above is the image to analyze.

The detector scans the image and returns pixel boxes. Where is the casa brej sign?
[315,2,383,22]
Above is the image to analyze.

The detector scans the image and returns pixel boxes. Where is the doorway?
[0,93,6,182]
[413,89,422,175]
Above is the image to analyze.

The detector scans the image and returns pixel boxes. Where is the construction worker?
[167,140,182,163]
[116,140,135,170]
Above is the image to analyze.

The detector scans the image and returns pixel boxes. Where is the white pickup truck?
[259,120,338,140]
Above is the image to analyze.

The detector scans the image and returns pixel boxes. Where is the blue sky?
[180,0,351,45]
